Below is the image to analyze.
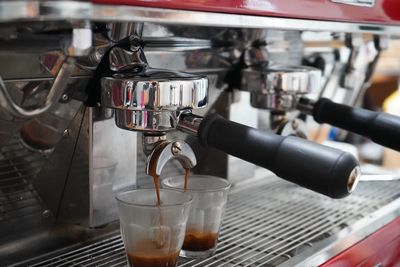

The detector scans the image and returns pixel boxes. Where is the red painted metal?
[320,217,400,267]
[92,0,400,25]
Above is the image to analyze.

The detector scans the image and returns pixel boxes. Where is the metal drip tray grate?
[17,177,400,267]
[0,137,47,235]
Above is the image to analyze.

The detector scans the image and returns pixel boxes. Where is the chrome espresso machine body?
[0,1,400,266]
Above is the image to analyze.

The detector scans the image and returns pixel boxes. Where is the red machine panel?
[93,0,400,25]
[320,217,400,267]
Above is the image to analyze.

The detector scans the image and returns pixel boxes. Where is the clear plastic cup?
[116,189,192,267]
[162,175,231,259]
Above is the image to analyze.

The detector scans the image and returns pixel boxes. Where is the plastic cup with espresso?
[162,175,231,259]
[116,189,192,267]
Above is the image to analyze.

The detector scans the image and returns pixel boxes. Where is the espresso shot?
[127,251,180,267]
[182,230,219,251]
[116,190,192,267]
[162,175,231,259]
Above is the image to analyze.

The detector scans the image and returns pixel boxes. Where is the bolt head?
[171,142,182,155]
[63,129,70,138]
[42,210,51,219]
[61,94,69,101]
[291,119,299,129]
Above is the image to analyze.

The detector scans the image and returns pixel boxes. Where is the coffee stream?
[126,159,173,266]
[129,164,221,266]
[153,174,161,206]
[184,168,190,192]
[129,162,190,266]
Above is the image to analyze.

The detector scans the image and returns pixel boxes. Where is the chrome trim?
[0,1,400,35]
[331,0,375,7]
[109,46,148,72]
[142,133,167,155]
[91,5,400,36]
[0,57,75,118]
[243,65,321,95]
[0,1,91,21]
[101,70,208,111]
[114,110,177,132]
[177,112,203,136]
[242,65,321,111]
[347,165,361,193]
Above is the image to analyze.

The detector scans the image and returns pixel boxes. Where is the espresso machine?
[0,1,400,266]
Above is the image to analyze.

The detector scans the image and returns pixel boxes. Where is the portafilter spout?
[146,139,197,177]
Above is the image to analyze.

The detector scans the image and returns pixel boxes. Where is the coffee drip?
[134,155,191,267]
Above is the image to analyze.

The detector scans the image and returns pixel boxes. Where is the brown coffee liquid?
[127,251,179,267]
[182,229,219,251]
[127,239,179,267]
[147,153,162,206]
[146,151,192,251]
[184,168,190,192]
[153,174,161,206]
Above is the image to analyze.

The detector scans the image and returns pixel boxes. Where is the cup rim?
[115,189,192,208]
[162,175,231,193]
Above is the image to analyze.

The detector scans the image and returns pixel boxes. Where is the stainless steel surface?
[296,97,315,115]
[146,140,196,176]
[1,2,400,35]
[337,34,382,106]
[90,107,137,226]
[101,70,209,111]
[70,21,93,57]
[109,46,148,72]
[331,0,376,7]
[106,22,143,43]
[90,6,399,36]
[0,58,76,118]
[32,106,137,227]
[114,109,178,132]
[177,112,203,136]
[13,175,400,267]
[19,99,83,152]
[142,133,167,156]
[101,68,208,132]
[242,65,321,111]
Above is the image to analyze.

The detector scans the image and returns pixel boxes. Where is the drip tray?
[11,176,400,267]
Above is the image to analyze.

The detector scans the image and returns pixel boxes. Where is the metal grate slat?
[0,136,47,235]
[16,178,400,267]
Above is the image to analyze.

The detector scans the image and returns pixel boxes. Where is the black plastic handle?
[313,98,400,151]
[198,114,359,199]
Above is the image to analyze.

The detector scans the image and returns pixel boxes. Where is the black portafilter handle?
[311,98,400,152]
[196,114,360,199]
